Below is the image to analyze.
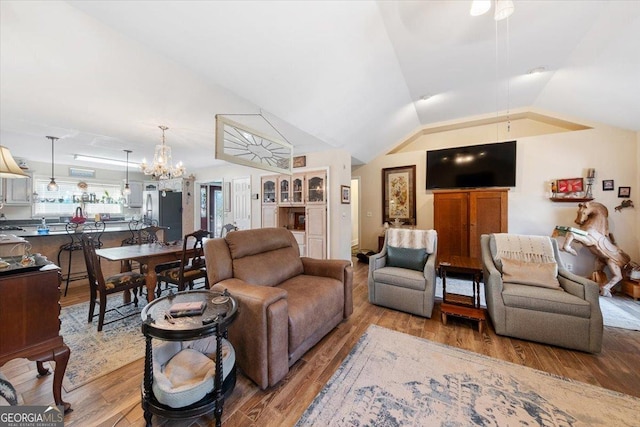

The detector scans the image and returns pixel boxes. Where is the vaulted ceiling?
[1,1,638,172]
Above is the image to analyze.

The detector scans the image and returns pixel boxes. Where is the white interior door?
[233,177,251,230]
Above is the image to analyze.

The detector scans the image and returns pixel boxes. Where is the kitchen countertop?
[13,226,132,238]
[0,220,134,238]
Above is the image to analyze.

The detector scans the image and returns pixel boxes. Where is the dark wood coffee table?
[439,255,485,334]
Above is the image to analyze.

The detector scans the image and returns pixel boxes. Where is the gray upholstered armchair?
[480,233,602,353]
[368,229,437,318]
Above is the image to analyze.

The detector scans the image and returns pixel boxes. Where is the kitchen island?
[1,221,137,288]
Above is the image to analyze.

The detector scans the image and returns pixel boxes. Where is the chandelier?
[140,125,185,180]
[470,0,514,21]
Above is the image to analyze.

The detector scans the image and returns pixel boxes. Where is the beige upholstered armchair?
[480,233,602,353]
[368,229,438,318]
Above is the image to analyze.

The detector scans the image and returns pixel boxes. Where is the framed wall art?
[382,165,416,225]
[618,186,631,198]
[341,185,351,204]
[602,180,614,191]
[556,177,583,194]
[293,155,306,168]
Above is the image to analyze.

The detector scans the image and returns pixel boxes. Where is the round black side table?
[140,289,238,427]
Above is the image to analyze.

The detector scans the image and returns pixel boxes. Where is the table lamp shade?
[0,146,28,179]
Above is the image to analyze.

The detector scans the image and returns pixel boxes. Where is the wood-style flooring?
[2,260,639,426]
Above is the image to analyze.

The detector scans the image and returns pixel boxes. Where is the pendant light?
[46,136,59,191]
[123,149,132,196]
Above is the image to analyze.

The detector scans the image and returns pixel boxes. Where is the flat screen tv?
[426,140,516,190]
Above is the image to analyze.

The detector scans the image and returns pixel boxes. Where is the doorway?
[199,182,223,236]
[351,177,360,253]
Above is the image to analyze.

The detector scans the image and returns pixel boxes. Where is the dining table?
[95,242,188,303]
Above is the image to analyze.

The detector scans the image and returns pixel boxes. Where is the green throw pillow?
[386,246,428,271]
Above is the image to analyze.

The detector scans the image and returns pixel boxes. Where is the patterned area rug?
[598,296,640,330]
[60,298,144,392]
[297,325,640,426]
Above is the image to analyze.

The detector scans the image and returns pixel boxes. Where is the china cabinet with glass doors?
[260,171,327,258]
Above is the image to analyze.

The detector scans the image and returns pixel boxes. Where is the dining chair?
[81,234,146,331]
[120,219,143,272]
[220,223,238,238]
[155,229,212,297]
[139,225,163,245]
[57,221,106,296]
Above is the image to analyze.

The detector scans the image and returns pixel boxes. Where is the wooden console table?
[439,255,486,334]
[0,267,71,412]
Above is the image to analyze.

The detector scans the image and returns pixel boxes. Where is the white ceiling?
[1,1,639,173]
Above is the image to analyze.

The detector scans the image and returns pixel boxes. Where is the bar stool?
[57,221,106,296]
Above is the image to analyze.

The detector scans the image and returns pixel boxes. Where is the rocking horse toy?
[561,201,631,297]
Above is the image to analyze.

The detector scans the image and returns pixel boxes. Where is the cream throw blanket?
[386,229,437,254]
[492,233,556,265]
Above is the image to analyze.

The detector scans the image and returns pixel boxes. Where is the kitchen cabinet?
[291,230,306,256]
[278,176,291,204]
[433,189,508,259]
[291,175,304,205]
[306,205,326,259]
[262,176,277,204]
[128,181,143,208]
[262,205,278,228]
[157,178,183,193]
[4,173,33,205]
[261,176,279,228]
[260,170,327,259]
[306,171,326,204]
[278,174,305,206]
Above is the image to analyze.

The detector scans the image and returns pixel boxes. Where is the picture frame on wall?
[602,180,614,191]
[618,186,631,198]
[556,177,584,194]
[382,165,416,225]
[341,185,351,204]
[293,155,306,168]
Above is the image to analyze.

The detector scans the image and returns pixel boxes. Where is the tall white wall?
[354,115,639,277]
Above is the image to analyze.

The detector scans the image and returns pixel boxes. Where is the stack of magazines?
[168,301,206,317]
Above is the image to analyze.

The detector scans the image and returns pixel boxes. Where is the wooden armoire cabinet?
[433,189,508,259]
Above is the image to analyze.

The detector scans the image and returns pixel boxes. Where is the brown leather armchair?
[203,227,353,389]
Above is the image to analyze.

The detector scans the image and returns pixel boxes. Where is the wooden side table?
[622,279,640,300]
[439,255,486,333]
